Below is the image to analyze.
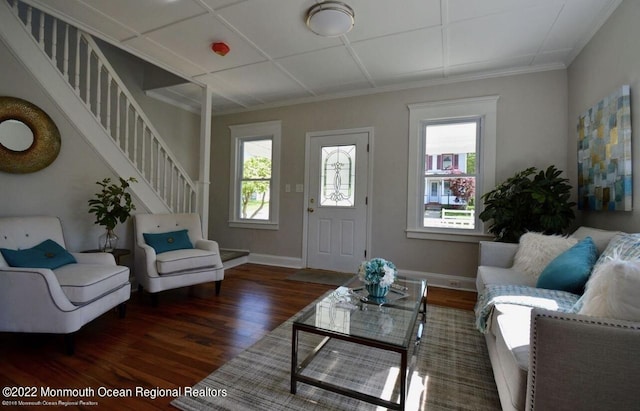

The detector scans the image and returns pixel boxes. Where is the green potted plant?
[478,165,576,243]
[88,177,137,251]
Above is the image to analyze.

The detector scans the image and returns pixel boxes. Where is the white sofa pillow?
[579,256,640,322]
[571,226,623,255]
[512,232,577,279]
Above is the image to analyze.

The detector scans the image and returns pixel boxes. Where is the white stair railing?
[7,0,197,213]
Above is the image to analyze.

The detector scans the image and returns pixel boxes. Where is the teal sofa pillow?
[537,236,597,295]
[0,239,76,270]
[143,229,193,254]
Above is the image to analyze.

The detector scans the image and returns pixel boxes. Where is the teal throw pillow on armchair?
[536,236,598,295]
[0,239,76,270]
[143,229,193,254]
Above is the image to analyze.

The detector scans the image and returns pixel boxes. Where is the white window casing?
[229,120,281,230]
[407,96,498,242]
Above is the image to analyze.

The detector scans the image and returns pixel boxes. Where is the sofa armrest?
[526,309,640,411]
[478,241,518,268]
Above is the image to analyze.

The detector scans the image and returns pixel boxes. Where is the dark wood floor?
[0,263,477,410]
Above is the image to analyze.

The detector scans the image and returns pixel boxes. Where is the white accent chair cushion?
[133,213,224,302]
[156,248,219,275]
[54,263,130,305]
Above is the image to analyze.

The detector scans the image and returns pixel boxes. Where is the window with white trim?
[407,96,498,242]
[229,121,281,230]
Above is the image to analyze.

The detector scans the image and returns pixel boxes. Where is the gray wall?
[567,0,640,232]
[211,69,569,280]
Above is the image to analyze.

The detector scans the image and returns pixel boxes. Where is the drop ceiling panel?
[197,73,264,107]
[351,26,443,80]
[207,62,310,102]
[447,5,562,66]
[200,0,245,11]
[446,0,557,23]
[346,0,441,42]
[124,36,207,77]
[277,46,368,92]
[541,0,608,52]
[217,0,341,59]
[79,0,207,35]
[139,13,267,73]
[32,0,137,41]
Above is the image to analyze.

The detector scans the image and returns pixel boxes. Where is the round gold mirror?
[0,96,61,174]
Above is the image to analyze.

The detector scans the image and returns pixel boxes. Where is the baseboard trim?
[248,253,304,269]
[241,253,475,291]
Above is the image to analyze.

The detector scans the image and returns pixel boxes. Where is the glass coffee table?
[290,276,427,410]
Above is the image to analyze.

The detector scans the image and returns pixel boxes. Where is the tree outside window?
[239,138,272,221]
[241,156,271,219]
[229,120,281,229]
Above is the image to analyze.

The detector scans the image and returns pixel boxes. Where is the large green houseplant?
[88,177,137,251]
[478,165,576,243]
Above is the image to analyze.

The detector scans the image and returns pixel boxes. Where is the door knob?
[307,207,315,213]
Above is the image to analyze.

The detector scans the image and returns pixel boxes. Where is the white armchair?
[133,213,224,305]
[0,216,131,354]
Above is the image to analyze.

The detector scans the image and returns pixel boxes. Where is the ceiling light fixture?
[306,1,354,37]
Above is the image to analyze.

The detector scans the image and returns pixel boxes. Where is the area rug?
[172,301,500,410]
[286,268,354,286]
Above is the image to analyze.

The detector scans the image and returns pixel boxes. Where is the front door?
[305,129,370,272]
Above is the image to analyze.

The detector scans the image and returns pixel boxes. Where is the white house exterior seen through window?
[423,121,478,229]
[407,96,498,242]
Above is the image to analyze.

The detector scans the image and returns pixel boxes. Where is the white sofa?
[476,227,640,411]
[133,213,224,305]
[0,216,131,354]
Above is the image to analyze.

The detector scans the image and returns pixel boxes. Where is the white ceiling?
[26,0,621,114]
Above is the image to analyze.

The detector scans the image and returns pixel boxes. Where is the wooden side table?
[82,248,130,265]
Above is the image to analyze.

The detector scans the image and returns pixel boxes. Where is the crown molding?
[212,63,566,116]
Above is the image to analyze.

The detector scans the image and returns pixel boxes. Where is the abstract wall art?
[577,85,632,211]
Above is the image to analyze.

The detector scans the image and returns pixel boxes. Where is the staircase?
[0,0,199,214]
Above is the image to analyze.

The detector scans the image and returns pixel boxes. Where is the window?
[407,96,498,242]
[423,120,478,230]
[229,121,281,229]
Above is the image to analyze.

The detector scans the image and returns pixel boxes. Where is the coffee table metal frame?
[290,278,427,410]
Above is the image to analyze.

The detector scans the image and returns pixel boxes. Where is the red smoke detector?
[211,42,230,56]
